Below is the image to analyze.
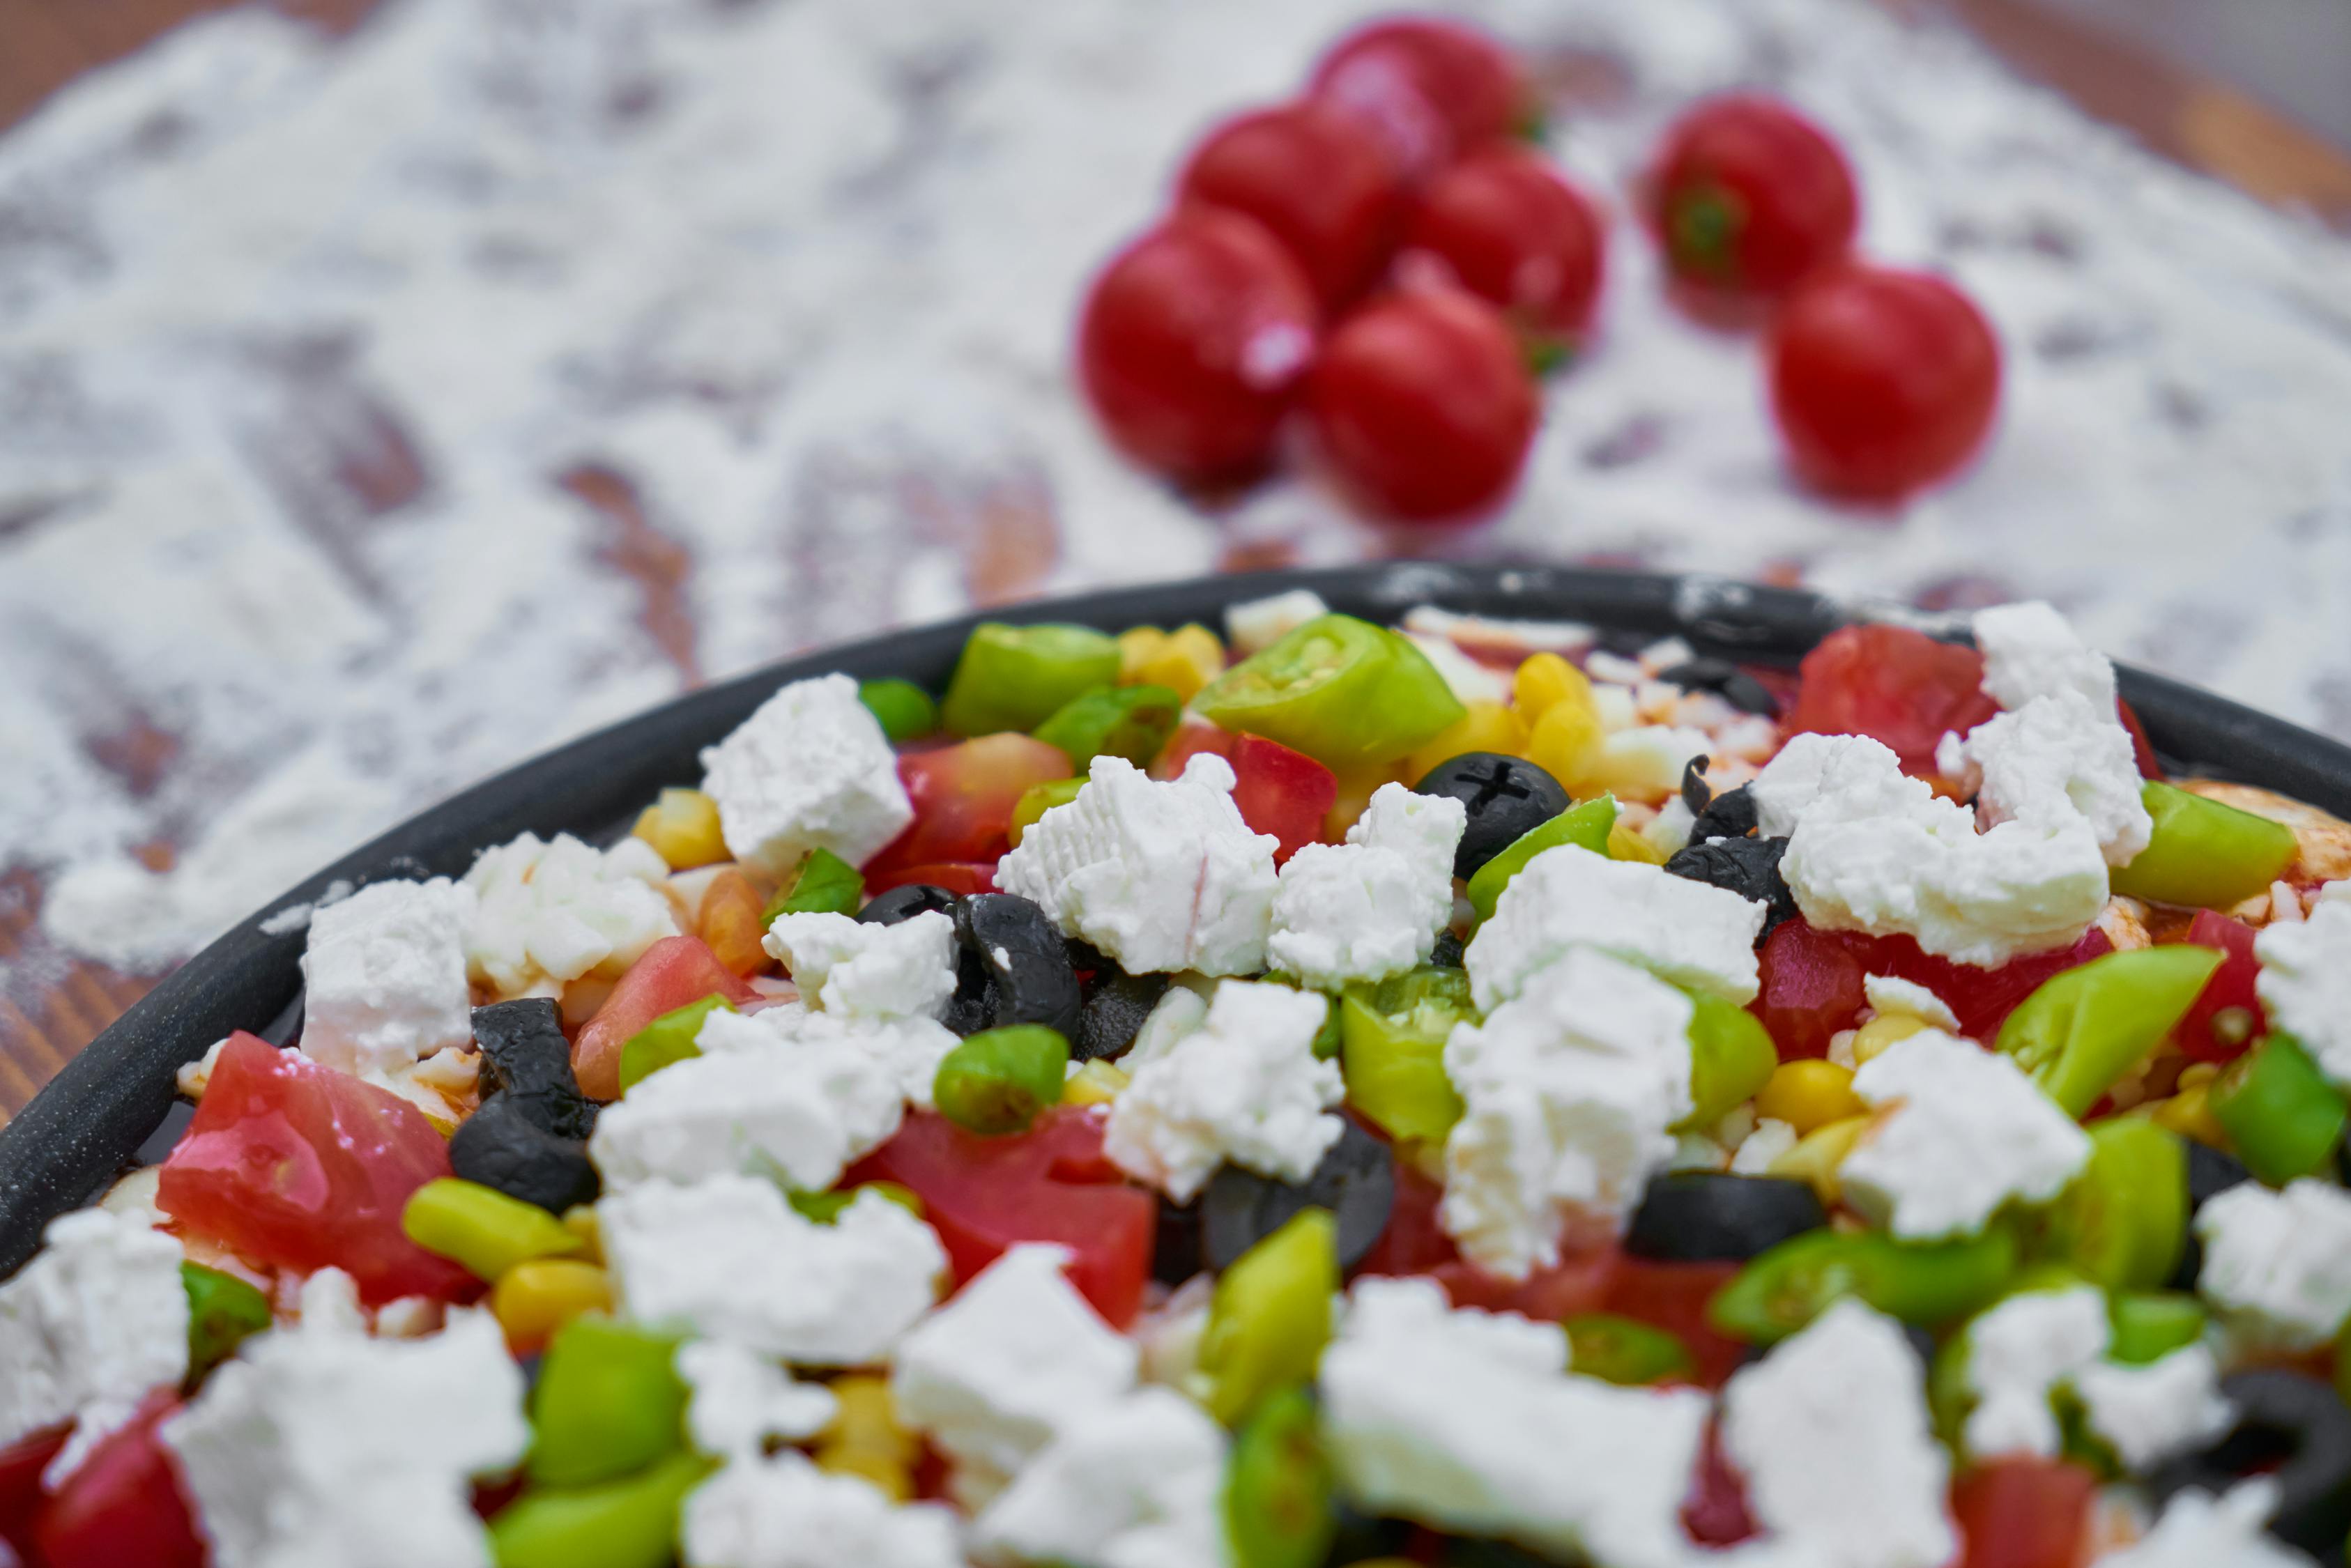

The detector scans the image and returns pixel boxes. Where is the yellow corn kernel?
[1130,623,1225,702]
[1063,1060,1131,1106]
[1756,1060,1867,1136]
[697,867,773,978]
[1767,1114,1871,1205]
[1606,821,1669,865]
[1326,762,1409,843]
[2175,1062,2221,1092]
[1522,698,1603,792]
[631,787,728,870]
[2149,1084,2230,1148]
[1117,625,1168,682]
[1402,701,1526,785]
[1513,652,1591,721]
[1849,1013,1929,1066]
[492,1259,613,1351]
[823,1376,919,1464]
[813,1445,914,1502]
[560,1205,602,1264]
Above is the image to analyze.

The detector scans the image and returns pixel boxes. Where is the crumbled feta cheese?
[1466,844,1763,1010]
[677,1339,839,1460]
[1319,1277,1706,1568]
[1269,783,1464,988]
[2194,1179,2351,1349]
[2075,1343,2234,1470]
[1730,1116,1800,1175]
[684,1452,964,1568]
[2096,1483,2310,1568]
[1399,605,1594,659]
[970,1388,1230,1568]
[1973,601,2118,714]
[1224,588,1329,655]
[464,831,680,998]
[1862,974,1960,1031]
[1842,1031,2090,1240]
[891,1245,1139,1508]
[1121,983,1209,1071]
[0,1208,189,1479]
[1753,732,2109,968]
[1937,691,2152,867]
[763,909,955,1022]
[590,1008,905,1194]
[1579,724,1717,804]
[997,754,1278,976]
[1404,631,1511,705]
[777,1008,961,1110]
[1644,793,1696,858]
[1721,1300,1954,1568]
[2255,898,2351,1087]
[1104,979,1342,1202]
[1586,650,1647,686]
[298,877,476,1079]
[1961,1285,2110,1459]
[698,673,914,875]
[1442,947,1694,1278]
[98,1167,167,1230]
[298,1267,368,1335]
[600,1179,944,1366]
[161,1307,528,1568]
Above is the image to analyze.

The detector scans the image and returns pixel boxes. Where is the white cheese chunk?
[600,1179,944,1367]
[2075,1343,2235,1470]
[684,1452,964,1568]
[1961,1284,2110,1459]
[2255,897,2351,1088]
[1936,690,2152,867]
[464,830,680,998]
[677,1340,839,1461]
[969,1388,1230,1568]
[298,877,476,1079]
[1319,1277,1707,1568]
[1466,843,1763,1011]
[762,909,955,1022]
[890,1245,1140,1509]
[2194,1179,2351,1349]
[698,673,914,875]
[1103,978,1343,1202]
[1441,947,1694,1279]
[1721,1300,1954,1568]
[161,1307,528,1568]
[1862,973,1961,1031]
[1269,783,1464,989]
[1120,983,1209,1072]
[1842,1031,2090,1240]
[1404,631,1511,705]
[2096,1482,2313,1568]
[1578,724,1717,804]
[1224,588,1330,655]
[996,754,1278,976]
[1973,601,2118,714]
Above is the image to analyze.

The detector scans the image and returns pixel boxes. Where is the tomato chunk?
[573,935,759,1100]
[1150,723,1335,866]
[31,1392,204,1568]
[0,1423,66,1560]
[867,734,1072,884]
[1351,1156,1458,1279]
[1753,918,2113,1059]
[1682,1418,1758,1546]
[1784,623,1998,777]
[2170,909,2265,1063]
[157,1032,475,1307]
[847,1108,1155,1328]
[864,862,998,898]
[1952,1457,2095,1568]
[1603,1259,1747,1389]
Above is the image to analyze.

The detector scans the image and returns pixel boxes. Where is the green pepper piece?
[1201,1209,1339,1428]
[1563,1313,1697,1386]
[182,1261,272,1381]
[1192,615,1465,770]
[528,1316,690,1487]
[1925,1265,2091,1450]
[2210,1032,2348,1185]
[1223,1386,1338,1568]
[1339,967,1472,1144]
[1683,996,1779,1132]
[940,622,1123,738]
[1708,1226,2020,1345]
[1010,778,1085,846]
[1463,796,1616,921]
[2111,782,2299,909]
[1994,946,2223,1117]
[858,677,938,743]
[763,847,864,923]
[489,1451,707,1568]
[933,1025,1069,1136]
[401,1178,585,1284]
[1033,684,1183,770]
[616,994,734,1093]
[2036,1119,2187,1291]
[788,1181,925,1225]
[2108,1291,2207,1366]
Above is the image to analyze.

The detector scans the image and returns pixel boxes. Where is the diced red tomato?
[2118,698,2164,782]
[847,1107,1156,1328]
[1434,1249,1614,1321]
[1350,1157,1458,1278]
[1603,1259,1747,1389]
[866,733,1071,885]
[31,1392,205,1568]
[572,935,759,1101]
[1951,1457,2096,1568]
[1784,623,1999,777]
[157,1033,474,1307]
[1151,724,1336,866]
[1681,1418,1758,1546]
[2170,909,2265,1063]
[864,862,997,898]
[0,1424,66,1562]
[1879,926,2113,1043]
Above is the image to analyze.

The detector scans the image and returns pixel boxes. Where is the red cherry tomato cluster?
[1079,17,1605,525]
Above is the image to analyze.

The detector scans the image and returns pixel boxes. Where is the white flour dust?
[1,0,2348,979]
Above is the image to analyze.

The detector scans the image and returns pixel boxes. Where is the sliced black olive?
[1410,752,1572,879]
[940,944,996,1038]
[1664,835,1797,939]
[857,883,960,925]
[1656,658,1781,718]
[1074,969,1169,1063]
[1679,755,1713,817]
[470,999,595,1139]
[2170,1142,2258,1290]
[953,893,1084,1041]
[1202,1119,1395,1273]
[1690,785,1761,845]
[1328,1510,1413,1565]
[1153,1199,1203,1286]
[1625,1171,1828,1263]
[2150,1370,2351,1557]
[1066,938,1115,981]
[1443,1539,1555,1568]
[450,1092,599,1214]
[1429,929,1466,969]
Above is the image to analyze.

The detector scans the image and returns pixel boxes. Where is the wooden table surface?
[1,0,2348,1126]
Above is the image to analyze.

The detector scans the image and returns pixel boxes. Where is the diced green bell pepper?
[857,677,938,743]
[1338,967,1472,1144]
[2035,1118,2186,1291]
[2108,1291,2207,1365]
[182,1261,272,1381]
[1222,1387,1338,1568]
[1683,996,1779,1132]
[1200,1209,1338,1428]
[401,1178,585,1283]
[933,1025,1069,1137]
[940,622,1123,737]
[1994,946,2223,1117]
[1463,796,1616,921]
[489,1452,708,1568]
[1010,778,1085,846]
[1032,684,1183,770]
[2210,1032,2348,1185]
[763,847,864,923]
[528,1316,690,1487]
[1563,1313,1696,1386]
[2110,782,2299,909]
[788,1181,924,1226]
[1708,1225,2019,1345]
[616,994,734,1094]
[1192,615,1465,770]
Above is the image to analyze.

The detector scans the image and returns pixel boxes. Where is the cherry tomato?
[866,732,1071,883]
[2170,909,2265,1063]
[1401,146,1607,352]
[1769,263,2002,500]
[572,934,759,1101]
[1645,94,1858,305]
[1951,1456,2095,1568]
[1154,724,1337,866]
[1077,209,1318,485]
[1310,16,1528,183]
[848,1107,1156,1328]
[158,1032,475,1307]
[1784,622,1999,776]
[1177,100,1406,314]
[31,1392,205,1568]
[1306,289,1537,523]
